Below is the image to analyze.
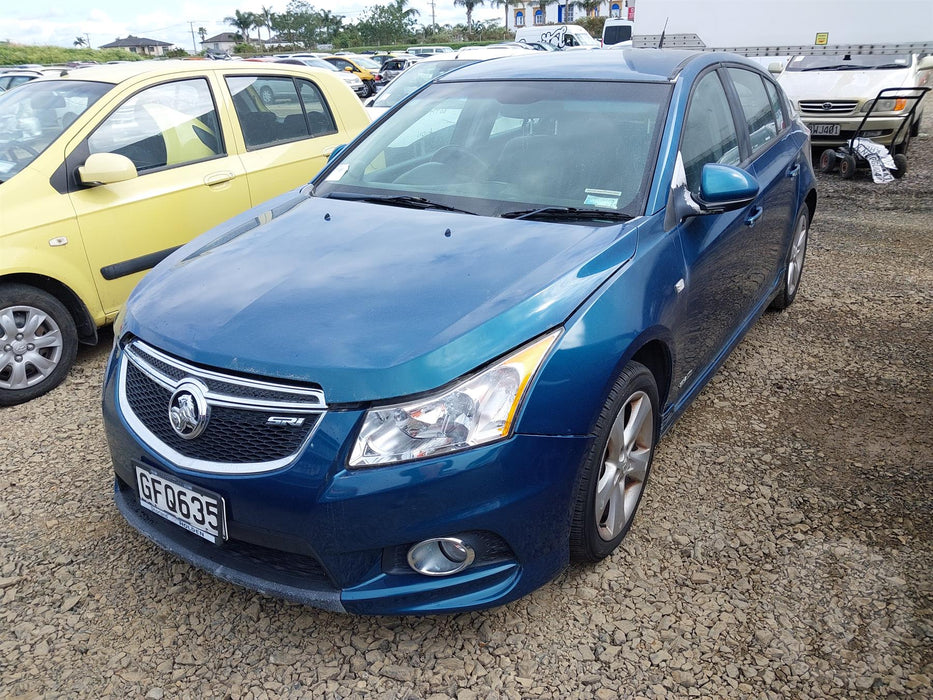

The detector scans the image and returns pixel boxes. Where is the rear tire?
[818,149,837,173]
[362,80,375,98]
[570,361,659,563]
[839,154,857,179]
[0,284,78,406]
[892,153,908,179]
[770,206,809,311]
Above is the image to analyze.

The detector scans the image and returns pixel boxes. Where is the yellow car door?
[223,72,360,204]
[67,75,250,315]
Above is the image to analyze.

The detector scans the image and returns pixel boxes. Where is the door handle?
[786,163,801,178]
[745,206,764,227]
[204,171,235,186]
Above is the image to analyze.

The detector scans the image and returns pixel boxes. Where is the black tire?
[769,206,810,311]
[570,361,659,563]
[892,153,908,179]
[818,149,838,173]
[259,85,274,105]
[362,80,375,98]
[910,116,920,138]
[0,284,78,406]
[839,154,857,180]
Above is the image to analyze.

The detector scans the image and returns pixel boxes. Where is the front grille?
[800,100,859,114]
[118,340,326,474]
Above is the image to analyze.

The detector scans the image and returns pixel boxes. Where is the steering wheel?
[432,145,487,173]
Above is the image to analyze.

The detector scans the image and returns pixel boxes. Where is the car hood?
[778,66,912,101]
[126,191,639,403]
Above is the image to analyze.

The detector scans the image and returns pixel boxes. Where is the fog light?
[407,537,475,576]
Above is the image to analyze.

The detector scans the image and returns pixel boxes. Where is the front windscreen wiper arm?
[499,206,633,222]
[324,192,476,215]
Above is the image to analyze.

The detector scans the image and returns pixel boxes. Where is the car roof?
[35,59,335,85]
[438,49,740,83]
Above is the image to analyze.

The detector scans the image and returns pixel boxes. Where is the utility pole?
[189,21,197,54]
[429,0,436,28]
[85,33,92,49]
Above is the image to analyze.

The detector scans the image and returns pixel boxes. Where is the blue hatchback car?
[103,50,816,615]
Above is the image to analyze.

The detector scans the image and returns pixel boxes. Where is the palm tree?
[73,36,87,48]
[454,0,485,29]
[494,0,515,28]
[225,10,257,46]
[260,6,275,44]
[573,0,601,17]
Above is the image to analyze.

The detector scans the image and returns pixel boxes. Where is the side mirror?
[918,56,933,71]
[768,61,784,74]
[77,152,138,186]
[344,66,354,72]
[667,163,759,225]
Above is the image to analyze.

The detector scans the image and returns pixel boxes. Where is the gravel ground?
[1,113,931,699]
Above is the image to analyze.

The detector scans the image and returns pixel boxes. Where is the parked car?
[0,60,369,405]
[0,69,44,91]
[378,56,421,84]
[273,57,367,97]
[365,46,530,120]
[777,53,933,152]
[322,55,382,97]
[104,50,816,614]
[406,46,453,56]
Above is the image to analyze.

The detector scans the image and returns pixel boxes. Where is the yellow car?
[0,60,369,404]
[322,55,382,97]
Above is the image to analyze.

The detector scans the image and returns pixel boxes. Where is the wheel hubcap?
[0,305,64,390]
[594,391,654,541]
[786,215,808,297]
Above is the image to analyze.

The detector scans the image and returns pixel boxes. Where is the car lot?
[0,118,930,699]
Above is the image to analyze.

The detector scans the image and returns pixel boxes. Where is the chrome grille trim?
[799,100,859,114]
[118,340,326,475]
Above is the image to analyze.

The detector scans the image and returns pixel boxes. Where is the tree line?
[220,0,607,50]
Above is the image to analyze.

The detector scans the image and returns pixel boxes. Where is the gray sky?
[6,1,504,52]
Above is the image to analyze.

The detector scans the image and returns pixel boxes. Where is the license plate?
[135,465,226,543]
[811,123,841,136]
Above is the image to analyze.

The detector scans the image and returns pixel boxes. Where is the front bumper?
[802,114,912,148]
[103,349,590,615]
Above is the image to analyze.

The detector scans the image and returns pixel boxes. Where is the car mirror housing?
[78,152,138,187]
[768,61,784,74]
[667,164,759,226]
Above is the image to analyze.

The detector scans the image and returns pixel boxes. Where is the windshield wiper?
[801,64,854,71]
[324,192,476,215]
[499,206,633,222]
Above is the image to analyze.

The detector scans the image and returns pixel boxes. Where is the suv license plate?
[811,124,841,136]
[135,465,226,543]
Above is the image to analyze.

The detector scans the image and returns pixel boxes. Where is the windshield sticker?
[584,188,622,209]
[325,163,349,181]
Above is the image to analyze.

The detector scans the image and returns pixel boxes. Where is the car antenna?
[657,18,669,49]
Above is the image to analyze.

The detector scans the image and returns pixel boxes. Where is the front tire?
[0,284,78,406]
[362,80,375,98]
[570,361,659,563]
[770,206,809,311]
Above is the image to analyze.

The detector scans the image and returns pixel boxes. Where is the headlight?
[861,97,907,113]
[349,330,561,466]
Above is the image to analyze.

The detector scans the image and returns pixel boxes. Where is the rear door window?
[226,76,337,150]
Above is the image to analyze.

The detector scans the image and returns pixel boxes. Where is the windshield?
[316,79,670,220]
[785,54,912,71]
[305,58,340,71]
[370,59,476,109]
[350,57,381,70]
[0,79,111,182]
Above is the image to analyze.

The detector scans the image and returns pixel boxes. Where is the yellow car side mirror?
[78,152,138,187]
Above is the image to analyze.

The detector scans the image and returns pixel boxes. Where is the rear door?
[223,73,348,204]
[67,74,250,314]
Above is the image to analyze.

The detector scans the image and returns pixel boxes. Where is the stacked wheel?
[839,154,857,179]
[819,149,838,173]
